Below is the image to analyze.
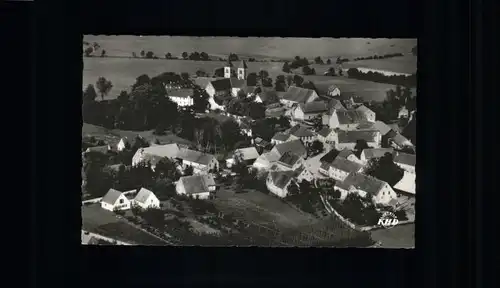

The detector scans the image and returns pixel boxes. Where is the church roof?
[239,60,248,69]
[225,58,233,67]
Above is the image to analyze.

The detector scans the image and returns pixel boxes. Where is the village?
[81,42,416,247]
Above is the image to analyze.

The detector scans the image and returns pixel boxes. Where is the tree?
[293,75,304,87]
[326,67,336,76]
[200,52,209,61]
[84,46,94,57]
[95,77,113,100]
[192,87,210,113]
[146,51,154,59]
[155,157,181,184]
[286,75,294,87]
[154,122,167,135]
[182,52,188,60]
[101,50,106,57]
[196,69,207,77]
[220,119,241,151]
[310,140,324,155]
[274,75,287,92]
[338,68,343,76]
[258,70,269,81]
[326,59,332,65]
[213,67,224,78]
[140,50,145,58]
[282,62,291,73]
[364,153,404,186]
[354,139,370,158]
[287,180,300,196]
[132,74,151,91]
[181,72,190,82]
[247,73,258,86]
[301,81,317,91]
[83,84,98,103]
[314,56,323,64]
[184,165,194,176]
[237,89,247,99]
[331,189,341,200]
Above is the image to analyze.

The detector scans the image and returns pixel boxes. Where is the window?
[119,199,124,204]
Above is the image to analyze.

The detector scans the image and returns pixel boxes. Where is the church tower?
[237,60,248,80]
[224,59,233,78]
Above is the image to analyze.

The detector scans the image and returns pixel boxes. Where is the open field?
[370,223,415,248]
[82,123,194,147]
[81,203,167,245]
[311,76,397,102]
[342,55,417,74]
[83,57,284,98]
[84,35,416,61]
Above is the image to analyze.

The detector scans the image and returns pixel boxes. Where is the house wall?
[193,192,211,200]
[395,163,416,174]
[365,111,376,122]
[231,88,241,96]
[266,176,289,198]
[328,113,339,129]
[135,195,160,209]
[169,96,194,107]
[117,140,126,152]
[327,88,340,97]
[205,84,215,97]
[175,181,187,196]
[336,142,357,151]
[373,184,398,205]
[297,170,314,183]
[292,107,305,120]
[328,168,350,181]
[224,67,231,78]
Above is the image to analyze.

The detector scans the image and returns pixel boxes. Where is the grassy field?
[342,54,417,74]
[84,35,416,60]
[83,57,284,98]
[370,223,415,248]
[310,76,397,102]
[82,123,194,147]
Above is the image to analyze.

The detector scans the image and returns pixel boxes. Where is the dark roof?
[320,162,331,171]
[101,189,123,205]
[336,110,368,125]
[393,152,416,167]
[391,133,412,147]
[239,60,248,69]
[278,152,302,167]
[177,148,216,166]
[269,170,295,189]
[210,78,232,91]
[274,139,307,158]
[330,157,363,173]
[258,90,280,104]
[180,175,216,194]
[233,147,260,161]
[356,121,376,130]
[168,89,194,98]
[230,78,246,89]
[283,86,317,103]
[272,132,291,141]
[320,149,340,163]
[337,130,378,143]
[356,105,374,114]
[289,125,315,138]
[336,173,387,196]
[299,101,328,114]
[337,149,354,158]
[373,121,393,135]
[265,108,286,118]
[318,127,332,137]
[327,98,346,111]
[362,148,394,160]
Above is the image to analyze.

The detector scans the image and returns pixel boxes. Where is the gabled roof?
[230,78,246,89]
[177,148,216,166]
[289,125,315,138]
[210,78,232,91]
[393,152,416,167]
[233,147,260,161]
[318,127,333,137]
[337,130,379,143]
[179,174,216,194]
[168,89,194,98]
[238,60,248,69]
[361,148,394,160]
[320,149,340,163]
[258,90,280,104]
[138,144,180,164]
[330,157,363,173]
[278,152,302,168]
[327,99,346,111]
[194,77,216,89]
[269,170,295,189]
[299,101,328,114]
[327,85,340,93]
[273,140,307,158]
[335,110,368,125]
[356,105,374,115]
[391,133,412,147]
[372,121,393,135]
[283,86,317,103]
[272,132,291,142]
[338,149,354,159]
[101,189,124,205]
[336,173,387,196]
[86,145,109,154]
[356,121,376,130]
[134,188,156,204]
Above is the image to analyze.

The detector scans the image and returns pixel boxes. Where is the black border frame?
[6,0,480,286]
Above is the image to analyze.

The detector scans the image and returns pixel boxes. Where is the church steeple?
[237,60,248,80]
[224,58,233,78]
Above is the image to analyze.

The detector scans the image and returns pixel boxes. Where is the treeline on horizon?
[346,68,417,87]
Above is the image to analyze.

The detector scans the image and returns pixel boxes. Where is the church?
[205,59,257,98]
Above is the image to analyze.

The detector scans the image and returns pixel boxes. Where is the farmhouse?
[271,139,307,159]
[394,171,416,195]
[328,110,369,130]
[271,132,293,145]
[276,152,305,171]
[132,188,160,209]
[168,89,194,107]
[281,86,319,107]
[288,125,317,144]
[335,173,398,205]
[101,189,131,212]
[225,147,260,168]
[360,148,395,162]
[266,170,296,198]
[206,78,232,98]
[131,144,181,170]
[292,101,328,121]
[326,157,364,181]
[393,152,416,174]
[176,148,219,174]
[326,84,341,97]
[335,130,381,150]
[317,127,337,145]
[355,105,376,122]
[176,174,216,200]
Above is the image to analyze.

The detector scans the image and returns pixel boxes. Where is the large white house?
[101,189,131,212]
[288,125,317,144]
[132,188,160,209]
[168,89,194,107]
[225,147,260,168]
[176,174,216,199]
[335,173,398,205]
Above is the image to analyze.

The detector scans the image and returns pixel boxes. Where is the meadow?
[341,54,417,74]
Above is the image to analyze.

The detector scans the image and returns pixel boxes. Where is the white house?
[132,188,160,209]
[360,148,394,163]
[328,109,369,130]
[292,101,328,121]
[266,170,296,198]
[317,127,337,145]
[295,166,315,183]
[326,85,341,97]
[176,174,216,199]
[168,89,194,107]
[275,152,305,171]
[335,130,381,150]
[225,147,260,168]
[327,157,364,181]
[398,106,409,119]
[393,152,416,174]
[394,171,416,195]
[355,105,376,123]
[280,86,319,107]
[252,151,280,170]
[101,189,131,212]
[132,144,181,170]
[288,125,317,144]
[271,132,293,145]
[335,173,398,205]
[176,148,219,174]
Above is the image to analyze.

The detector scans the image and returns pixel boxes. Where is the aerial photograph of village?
[81,36,417,248]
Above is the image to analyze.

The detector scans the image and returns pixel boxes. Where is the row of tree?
[346,68,417,87]
[352,52,404,61]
